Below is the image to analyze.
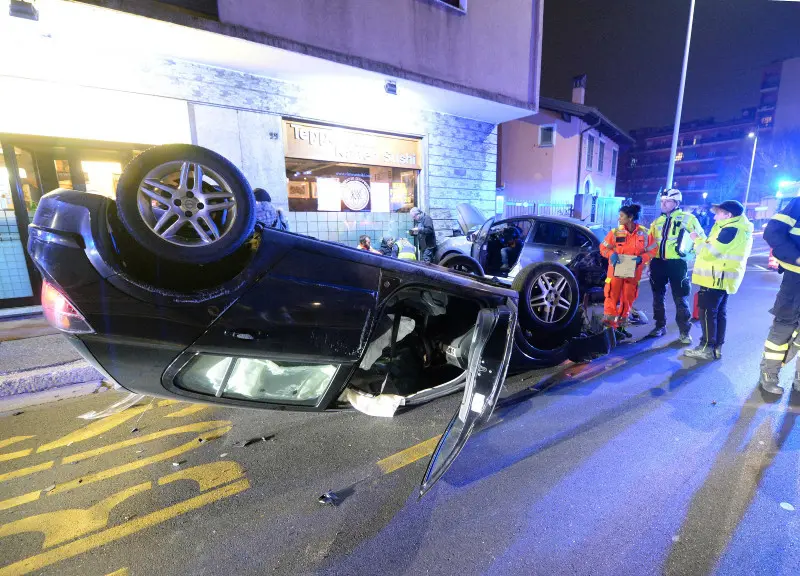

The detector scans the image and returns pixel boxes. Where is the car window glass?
[488,219,532,241]
[532,221,569,246]
[176,355,339,406]
[574,231,593,250]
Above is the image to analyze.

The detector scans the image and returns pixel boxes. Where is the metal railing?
[502,200,573,220]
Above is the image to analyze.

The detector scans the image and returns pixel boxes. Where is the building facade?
[499,78,632,209]
[617,110,757,207]
[760,56,800,135]
[0,0,543,309]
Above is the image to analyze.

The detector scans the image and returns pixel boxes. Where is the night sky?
[541,0,800,132]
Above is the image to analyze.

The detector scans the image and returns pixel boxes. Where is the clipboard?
[613,254,638,279]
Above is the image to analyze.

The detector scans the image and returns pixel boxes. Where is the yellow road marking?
[0,482,151,549]
[37,407,149,453]
[48,427,231,496]
[377,435,442,474]
[159,460,245,492]
[165,404,210,419]
[0,437,34,463]
[0,491,41,512]
[158,399,181,407]
[105,569,129,576]
[0,437,34,450]
[0,461,54,483]
[62,421,231,464]
[0,480,250,576]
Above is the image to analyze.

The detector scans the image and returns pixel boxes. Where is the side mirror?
[466,232,475,242]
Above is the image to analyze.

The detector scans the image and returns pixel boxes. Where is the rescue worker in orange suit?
[599,204,658,339]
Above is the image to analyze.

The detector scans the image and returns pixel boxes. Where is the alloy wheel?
[528,271,573,324]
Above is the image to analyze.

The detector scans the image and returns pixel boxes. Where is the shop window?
[284,121,420,214]
[286,160,417,213]
[81,160,122,199]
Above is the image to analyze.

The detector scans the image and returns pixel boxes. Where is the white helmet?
[661,188,682,203]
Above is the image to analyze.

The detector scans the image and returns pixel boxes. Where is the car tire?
[512,262,579,332]
[438,254,484,276]
[116,144,256,265]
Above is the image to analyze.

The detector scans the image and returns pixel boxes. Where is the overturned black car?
[27,144,615,494]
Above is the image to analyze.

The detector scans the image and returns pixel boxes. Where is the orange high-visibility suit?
[599,225,657,327]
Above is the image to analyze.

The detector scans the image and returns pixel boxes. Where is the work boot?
[684,345,714,360]
[759,372,783,395]
[645,326,667,339]
[616,327,633,340]
[714,346,723,360]
[678,332,693,346]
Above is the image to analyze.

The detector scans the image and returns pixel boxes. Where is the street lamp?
[702,192,708,200]
[666,0,697,190]
[744,129,759,208]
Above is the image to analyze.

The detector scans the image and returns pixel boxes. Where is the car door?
[470,217,496,261]
[523,219,572,267]
[419,303,516,495]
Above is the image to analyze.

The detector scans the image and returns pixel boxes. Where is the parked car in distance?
[27,145,616,496]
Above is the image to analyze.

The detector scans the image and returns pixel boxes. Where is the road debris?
[130,427,139,434]
[78,392,147,420]
[711,400,717,405]
[172,460,187,467]
[43,485,56,493]
[12,411,23,416]
[219,453,229,458]
[234,435,275,448]
[780,502,795,512]
[318,491,341,506]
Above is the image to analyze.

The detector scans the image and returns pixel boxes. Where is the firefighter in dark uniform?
[759,197,800,394]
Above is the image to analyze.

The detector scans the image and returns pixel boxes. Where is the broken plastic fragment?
[43,485,56,493]
[172,460,187,467]
[318,491,340,506]
[233,435,274,448]
[12,411,23,416]
[78,393,147,420]
[219,453,229,458]
[130,427,139,434]
[780,502,795,512]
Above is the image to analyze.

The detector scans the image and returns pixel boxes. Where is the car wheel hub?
[529,271,572,324]
[136,160,238,248]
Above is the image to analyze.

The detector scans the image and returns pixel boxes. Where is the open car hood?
[456,203,488,235]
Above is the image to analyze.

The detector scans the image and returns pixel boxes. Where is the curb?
[0,360,104,397]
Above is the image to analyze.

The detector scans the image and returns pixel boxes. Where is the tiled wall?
[280,211,414,246]
[0,211,33,300]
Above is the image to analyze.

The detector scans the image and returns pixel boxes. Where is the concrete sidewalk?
[0,315,103,397]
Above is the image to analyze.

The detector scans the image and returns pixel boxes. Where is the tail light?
[41,281,94,334]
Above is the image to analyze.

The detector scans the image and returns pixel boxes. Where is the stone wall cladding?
[8,55,498,243]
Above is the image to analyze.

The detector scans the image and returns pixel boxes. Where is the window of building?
[532,221,570,247]
[675,152,684,162]
[586,135,595,171]
[539,125,555,147]
[431,0,467,12]
[629,157,638,168]
[761,115,774,127]
[284,121,420,214]
[598,141,605,172]
[584,180,591,195]
[612,149,618,176]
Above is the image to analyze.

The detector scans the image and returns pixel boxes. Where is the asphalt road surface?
[2,234,798,576]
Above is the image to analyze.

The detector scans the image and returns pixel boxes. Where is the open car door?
[419,304,516,496]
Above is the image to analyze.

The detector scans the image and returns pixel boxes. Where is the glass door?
[0,144,36,306]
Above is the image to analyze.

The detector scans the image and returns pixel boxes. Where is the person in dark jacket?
[759,197,800,394]
[379,237,399,258]
[409,207,437,263]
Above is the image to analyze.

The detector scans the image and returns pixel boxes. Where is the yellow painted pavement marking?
[158,399,181,407]
[165,404,210,419]
[37,407,149,453]
[0,461,54,483]
[0,482,151,548]
[158,460,245,492]
[0,491,41,512]
[0,437,34,463]
[62,420,232,464]
[377,435,442,474]
[0,479,250,576]
[48,426,231,496]
[0,437,34,450]
[104,569,129,576]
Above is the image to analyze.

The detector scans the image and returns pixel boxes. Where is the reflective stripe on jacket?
[599,224,657,279]
[691,215,753,294]
[764,198,800,275]
[649,209,705,260]
[396,238,417,260]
